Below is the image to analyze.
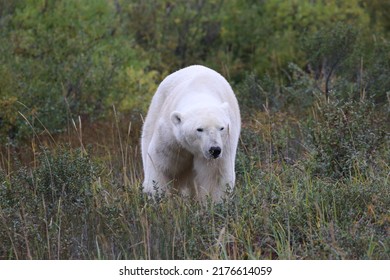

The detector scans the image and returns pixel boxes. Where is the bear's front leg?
[142,151,170,196]
[193,156,235,202]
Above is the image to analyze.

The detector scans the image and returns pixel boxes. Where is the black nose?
[209,146,221,158]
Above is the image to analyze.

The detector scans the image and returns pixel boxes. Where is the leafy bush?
[121,0,224,70]
[306,99,388,178]
[0,0,157,142]
[237,62,323,118]
[362,40,390,104]
[302,21,390,104]
[303,22,358,99]
[219,0,370,79]
[0,147,99,259]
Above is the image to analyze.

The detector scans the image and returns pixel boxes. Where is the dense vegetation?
[0,0,389,259]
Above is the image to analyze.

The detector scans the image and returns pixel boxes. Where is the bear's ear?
[170,111,182,126]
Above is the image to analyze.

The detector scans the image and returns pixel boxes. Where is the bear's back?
[156,65,236,112]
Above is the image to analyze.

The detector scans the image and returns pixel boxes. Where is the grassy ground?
[0,105,388,260]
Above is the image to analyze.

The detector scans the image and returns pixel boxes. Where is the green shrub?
[0,0,156,142]
[0,146,99,259]
[219,0,370,80]
[306,99,388,178]
[303,22,358,100]
[362,40,390,104]
[121,0,224,70]
[302,21,390,104]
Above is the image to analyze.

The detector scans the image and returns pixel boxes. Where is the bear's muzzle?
[209,146,222,159]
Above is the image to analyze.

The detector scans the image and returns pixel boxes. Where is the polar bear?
[141,65,241,201]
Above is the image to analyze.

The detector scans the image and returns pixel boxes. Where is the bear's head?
[170,103,230,160]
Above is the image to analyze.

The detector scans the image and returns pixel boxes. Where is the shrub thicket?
[306,99,388,178]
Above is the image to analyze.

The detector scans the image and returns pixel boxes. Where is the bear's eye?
[197,128,204,132]
[220,127,224,131]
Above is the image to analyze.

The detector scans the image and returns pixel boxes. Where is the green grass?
[0,107,388,260]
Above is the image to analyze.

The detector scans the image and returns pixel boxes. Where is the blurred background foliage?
[0,0,389,143]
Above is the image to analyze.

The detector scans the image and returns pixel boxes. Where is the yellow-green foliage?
[0,0,156,140]
[0,97,19,139]
[112,66,160,112]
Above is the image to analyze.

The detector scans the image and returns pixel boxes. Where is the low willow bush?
[306,99,388,179]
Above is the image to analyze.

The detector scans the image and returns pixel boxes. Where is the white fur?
[141,65,241,201]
